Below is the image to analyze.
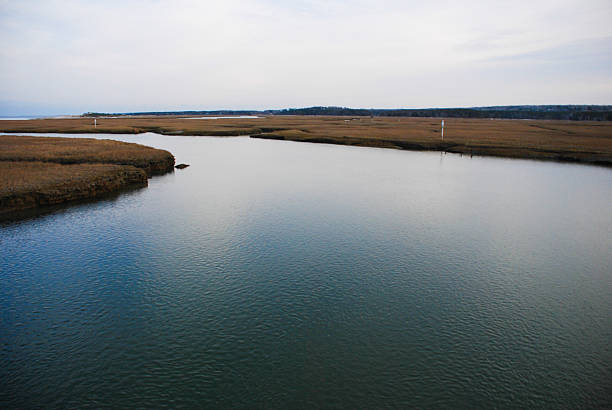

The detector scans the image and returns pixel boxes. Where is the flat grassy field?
[0,135,175,218]
[1,116,611,165]
[0,135,174,175]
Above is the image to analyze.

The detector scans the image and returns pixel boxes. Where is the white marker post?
[441,120,444,140]
[94,118,97,128]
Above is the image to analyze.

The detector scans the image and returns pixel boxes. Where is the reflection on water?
[1,133,611,408]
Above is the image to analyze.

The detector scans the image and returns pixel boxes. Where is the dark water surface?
[1,133,611,408]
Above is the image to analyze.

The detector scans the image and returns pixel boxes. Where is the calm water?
[1,133,611,408]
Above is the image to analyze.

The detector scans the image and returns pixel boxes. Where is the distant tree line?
[83,105,612,121]
[82,110,259,117]
[271,106,612,120]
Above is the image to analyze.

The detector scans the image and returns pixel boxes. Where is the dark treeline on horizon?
[84,105,612,121]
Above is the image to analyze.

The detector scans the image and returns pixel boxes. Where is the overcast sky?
[0,0,611,115]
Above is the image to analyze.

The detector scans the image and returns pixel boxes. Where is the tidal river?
[1,133,611,408]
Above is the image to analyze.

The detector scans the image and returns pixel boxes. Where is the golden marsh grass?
[2,116,610,165]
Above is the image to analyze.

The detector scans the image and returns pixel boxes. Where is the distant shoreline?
[249,133,612,168]
[1,116,610,167]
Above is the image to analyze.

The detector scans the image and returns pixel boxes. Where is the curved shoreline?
[2,127,610,167]
[1,116,610,167]
[249,133,612,167]
[0,135,175,219]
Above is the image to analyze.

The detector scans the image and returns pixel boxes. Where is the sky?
[0,0,611,115]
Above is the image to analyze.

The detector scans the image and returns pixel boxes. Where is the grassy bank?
[1,116,610,166]
[0,135,175,219]
[0,135,175,175]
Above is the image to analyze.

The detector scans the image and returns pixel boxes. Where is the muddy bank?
[250,133,612,167]
[0,162,147,216]
[0,135,174,219]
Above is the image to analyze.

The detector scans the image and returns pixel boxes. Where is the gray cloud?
[0,0,610,115]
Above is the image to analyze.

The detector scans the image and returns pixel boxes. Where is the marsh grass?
[1,116,610,164]
[0,135,173,168]
[0,135,174,217]
[0,161,144,196]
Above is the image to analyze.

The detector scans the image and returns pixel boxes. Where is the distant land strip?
[1,116,610,167]
[84,105,612,121]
